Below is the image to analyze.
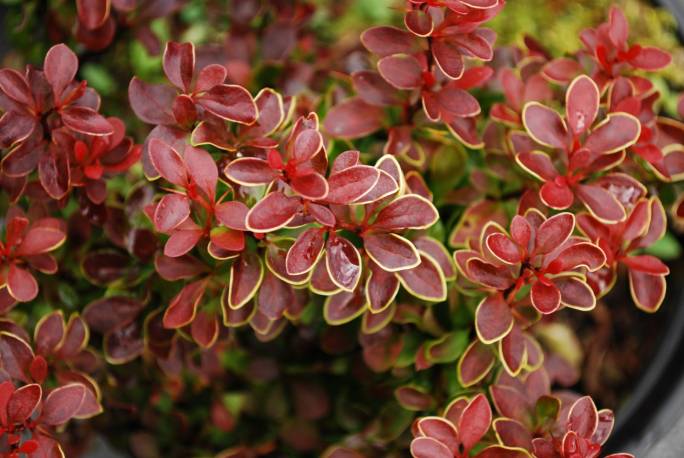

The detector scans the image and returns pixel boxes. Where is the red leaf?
[410,437,452,458]
[566,75,599,136]
[324,290,367,325]
[325,235,361,292]
[0,111,36,148]
[28,356,47,385]
[0,69,33,106]
[556,277,596,310]
[535,212,574,255]
[352,71,400,107]
[184,145,217,199]
[416,417,459,453]
[377,55,423,90]
[326,165,380,204]
[548,242,606,273]
[163,42,195,92]
[323,98,384,139]
[246,192,300,232]
[228,252,264,309]
[224,157,278,185]
[459,394,492,452]
[83,296,144,333]
[628,46,672,71]
[16,227,65,256]
[154,254,206,281]
[501,325,526,376]
[364,233,419,272]
[608,6,629,47]
[0,332,35,382]
[163,280,206,328]
[531,280,561,314]
[196,84,257,124]
[165,228,203,257]
[38,146,70,199]
[568,396,599,438]
[34,311,65,356]
[8,384,41,423]
[622,255,669,275]
[41,383,87,425]
[61,106,114,136]
[196,64,227,92]
[365,260,400,313]
[458,341,495,387]
[540,180,574,210]
[257,271,292,320]
[286,228,325,276]
[433,39,465,80]
[371,195,438,231]
[215,201,248,231]
[290,173,329,200]
[292,129,323,163]
[629,269,666,313]
[361,26,416,57]
[486,233,522,264]
[128,77,177,125]
[584,113,640,154]
[493,418,533,450]
[190,310,218,348]
[7,264,38,302]
[465,258,515,290]
[522,102,568,150]
[397,253,447,302]
[575,185,625,222]
[154,193,191,233]
[44,44,78,99]
[475,293,513,343]
[543,58,583,84]
[210,227,245,252]
[76,0,110,29]
[404,9,433,36]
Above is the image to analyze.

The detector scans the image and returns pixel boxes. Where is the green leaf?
[425,331,469,364]
[535,395,560,431]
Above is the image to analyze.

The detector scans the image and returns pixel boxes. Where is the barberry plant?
[0,0,682,457]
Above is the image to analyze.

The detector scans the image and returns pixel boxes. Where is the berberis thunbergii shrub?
[0,0,682,457]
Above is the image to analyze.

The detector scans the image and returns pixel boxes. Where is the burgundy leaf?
[475,293,513,343]
[76,0,110,29]
[371,195,438,231]
[326,166,380,205]
[224,157,278,185]
[61,106,114,136]
[44,44,78,99]
[163,42,195,92]
[361,26,416,56]
[228,252,264,309]
[459,394,492,452]
[128,77,177,125]
[286,228,325,276]
[325,235,361,292]
[323,98,384,139]
[522,102,568,149]
[197,84,257,124]
[364,233,420,272]
[566,75,599,136]
[397,253,447,302]
[41,383,86,425]
[154,194,190,233]
[7,264,39,302]
[377,55,423,90]
[246,192,300,232]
